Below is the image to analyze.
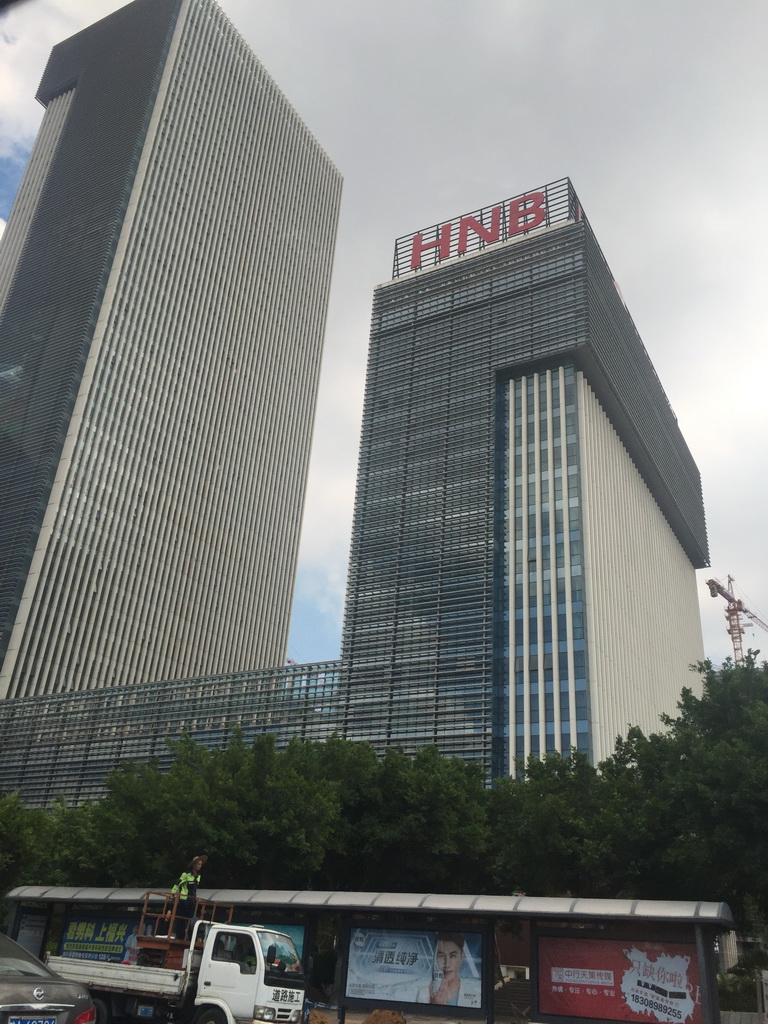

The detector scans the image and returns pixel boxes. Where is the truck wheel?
[93,997,110,1024]
[192,1008,226,1024]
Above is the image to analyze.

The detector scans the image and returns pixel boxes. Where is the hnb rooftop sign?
[392,177,579,278]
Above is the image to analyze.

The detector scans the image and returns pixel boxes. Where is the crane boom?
[705,575,768,664]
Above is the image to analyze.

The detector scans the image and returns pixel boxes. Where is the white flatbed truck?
[47,919,305,1024]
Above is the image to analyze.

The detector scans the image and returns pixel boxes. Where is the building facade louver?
[0,0,342,699]
[341,179,706,775]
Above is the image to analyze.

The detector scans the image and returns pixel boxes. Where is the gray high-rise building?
[0,0,341,699]
[342,179,706,776]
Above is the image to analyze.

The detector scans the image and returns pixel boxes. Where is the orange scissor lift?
[135,891,234,969]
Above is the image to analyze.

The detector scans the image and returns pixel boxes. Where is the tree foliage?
[599,655,768,924]
[2,657,768,935]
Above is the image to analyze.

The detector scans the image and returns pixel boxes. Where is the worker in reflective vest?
[171,854,207,938]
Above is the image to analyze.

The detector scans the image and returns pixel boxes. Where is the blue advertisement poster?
[59,916,144,962]
[345,928,483,1009]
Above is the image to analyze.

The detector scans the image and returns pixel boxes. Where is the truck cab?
[197,925,303,1024]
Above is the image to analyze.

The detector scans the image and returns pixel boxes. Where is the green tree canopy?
[2,659,768,937]
[598,655,768,926]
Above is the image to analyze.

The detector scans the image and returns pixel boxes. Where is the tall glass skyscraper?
[342,179,706,776]
[0,0,341,699]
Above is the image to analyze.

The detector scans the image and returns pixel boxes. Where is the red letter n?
[410,223,452,270]
[457,206,502,255]
[508,192,547,236]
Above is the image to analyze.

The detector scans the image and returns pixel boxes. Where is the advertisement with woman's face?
[345,927,482,1010]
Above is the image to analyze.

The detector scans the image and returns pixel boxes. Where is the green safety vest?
[171,871,200,901]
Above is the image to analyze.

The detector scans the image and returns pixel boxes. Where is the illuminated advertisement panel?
[537,936,702,1024]
[59,915,142,962]
[345,927,483,1010]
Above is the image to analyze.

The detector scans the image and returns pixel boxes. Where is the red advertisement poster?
[538,936,702,1024]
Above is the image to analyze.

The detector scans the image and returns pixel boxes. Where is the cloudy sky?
[1,0,766,672]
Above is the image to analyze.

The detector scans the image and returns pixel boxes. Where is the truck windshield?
[256,931,303,980]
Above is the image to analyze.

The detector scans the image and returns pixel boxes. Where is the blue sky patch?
[0,149,29,220]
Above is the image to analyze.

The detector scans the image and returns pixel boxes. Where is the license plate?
[10,1018,56,1024]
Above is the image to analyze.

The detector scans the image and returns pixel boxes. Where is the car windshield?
[0,933,54,978]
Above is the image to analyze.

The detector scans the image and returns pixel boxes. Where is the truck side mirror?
[266,944,276,965]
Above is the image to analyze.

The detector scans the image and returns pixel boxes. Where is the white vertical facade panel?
[2,0,341,697]
[0,89,75,314]
[578,374,704,763]
[507,366,702,771]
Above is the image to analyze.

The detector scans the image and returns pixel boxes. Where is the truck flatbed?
[47,956,187,999]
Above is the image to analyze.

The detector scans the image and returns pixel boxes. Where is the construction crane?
[705,575,768,664]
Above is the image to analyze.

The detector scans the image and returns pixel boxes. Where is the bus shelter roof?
[6,887,734,929]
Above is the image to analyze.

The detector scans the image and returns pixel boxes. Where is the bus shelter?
[5,886,734,1024]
